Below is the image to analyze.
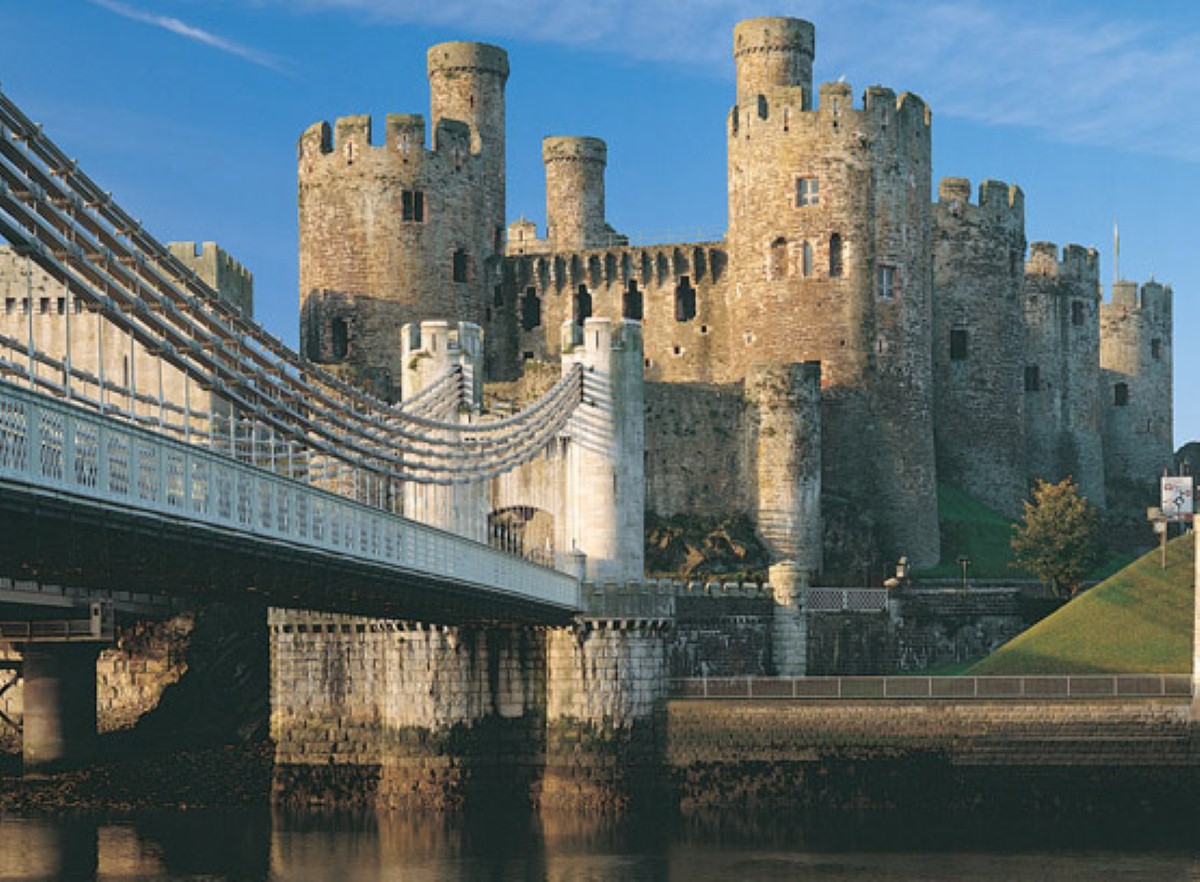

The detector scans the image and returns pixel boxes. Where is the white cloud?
[90,0,290,73]
[257,0,1200,162]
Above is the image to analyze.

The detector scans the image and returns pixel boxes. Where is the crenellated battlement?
[936,177,1024,228]
[167,240,254,315]
[1109,278,1172,313]
[1026,241,1099,281]
[731,79,931,141]
[298,113,477,164]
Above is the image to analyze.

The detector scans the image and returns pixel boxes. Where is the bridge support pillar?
[540,621,669,812]
[19,643,101,773]
[270,610,546,811]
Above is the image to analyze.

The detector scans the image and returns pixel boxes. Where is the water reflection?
[0,809,1195,881]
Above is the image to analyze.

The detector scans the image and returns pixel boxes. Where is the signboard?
[1160,476,1194,523]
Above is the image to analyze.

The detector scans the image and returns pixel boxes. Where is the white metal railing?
[671,674,1194,701]
[807,587,890,613]
[0,380,580,611]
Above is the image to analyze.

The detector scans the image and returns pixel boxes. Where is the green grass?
[969,532,1195,674]
[916,483,1020,579]
[916,482,1133,582]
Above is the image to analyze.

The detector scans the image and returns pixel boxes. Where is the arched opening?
[829,233,844,278]
[521,287,542,330]
[488,506,556,567]
[331,317,349,360]
[623,280,643,321]
[573,284,592,324]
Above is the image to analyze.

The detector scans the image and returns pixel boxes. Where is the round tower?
[543,136,608,251]
[724,15,939,568]
[733,17,815,109]
[427,42,509,250]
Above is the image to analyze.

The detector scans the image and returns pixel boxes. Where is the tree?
[1010,477,1101,598]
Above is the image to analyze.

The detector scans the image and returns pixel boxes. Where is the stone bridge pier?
[269,604,671,812]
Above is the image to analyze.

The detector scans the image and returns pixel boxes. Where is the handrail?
[671,674,1194,701]
[0,379,581,612]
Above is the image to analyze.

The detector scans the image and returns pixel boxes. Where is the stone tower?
[725,16,939,566]
[543,136,610,251]
[1022,242,1106,506]
[297,42,509,400]
[1100,279,1174,489]
[932,178,1027,518]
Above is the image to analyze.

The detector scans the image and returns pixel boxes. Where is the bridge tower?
[559,317,645,584]
[400,320,487,542]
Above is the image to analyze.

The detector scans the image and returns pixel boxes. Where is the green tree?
[1011,477,1101,598]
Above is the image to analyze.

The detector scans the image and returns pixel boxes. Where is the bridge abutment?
[19,643,101,772]
[269,610,546,810]
[539,621,670,812]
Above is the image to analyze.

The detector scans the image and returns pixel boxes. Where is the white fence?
[0,381,580,612]
[672,674,1193,701]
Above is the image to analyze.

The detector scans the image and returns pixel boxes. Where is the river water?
[0,809,1195,880]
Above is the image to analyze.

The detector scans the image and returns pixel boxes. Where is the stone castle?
[294,16,1174,576]
[2,17,1167,581]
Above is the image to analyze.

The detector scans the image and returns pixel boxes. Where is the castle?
[1,17,1166,581]
[293,17,1173,576]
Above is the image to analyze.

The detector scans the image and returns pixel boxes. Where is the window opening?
[1151,338,1162,360]
[675,276,696,322]
[796,177,819,207]
[623,280,643,321]
[452,249,470,283]
[829,233,844,277]
[401,189,425,222]
[1071,300,1084,326]
[1025,365,1040,392]
[1114,382,1129,406]
[950,328,968,361]
[331,318,349,360]
[801,241,813,277]
[521,287,541,331]
[876,265,896,300]
[573,284,592,324]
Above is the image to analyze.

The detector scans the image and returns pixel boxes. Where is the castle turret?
[543,136,609,251]
[733,17,815,110]
[1022,242,1106,506]
[932,177,1027,517]
[725,16,939,567]
[1100,278,1173,490]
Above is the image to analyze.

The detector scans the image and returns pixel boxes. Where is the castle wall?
[932,178,1027,517]
[508,243,731,384]
[1022,243,1106,506]
[1100,280,1174,491]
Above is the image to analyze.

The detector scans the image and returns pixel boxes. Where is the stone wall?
[668,594,773,677]
[541,622,670,812]
[270,610,545,810]
[667,698,1196,815]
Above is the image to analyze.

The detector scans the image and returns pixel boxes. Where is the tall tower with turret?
[297,42,509,400]
[724,16,939,566]
[1100,279,1173,490]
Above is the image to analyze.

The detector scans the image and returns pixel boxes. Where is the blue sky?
[2,0,1197,445]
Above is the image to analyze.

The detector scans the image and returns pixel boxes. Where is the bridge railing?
[671,675,1194,701]
[807,587,890,613]
[0,380,580,611]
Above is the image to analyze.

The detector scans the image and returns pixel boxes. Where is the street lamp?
[957,556,970,595]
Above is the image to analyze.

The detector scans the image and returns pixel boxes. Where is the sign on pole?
[1161,476,1194,523]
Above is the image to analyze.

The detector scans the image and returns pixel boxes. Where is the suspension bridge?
[0,86,648,771]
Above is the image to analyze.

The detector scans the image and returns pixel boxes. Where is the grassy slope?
[969,532,1194,675]
[918,483,1132,582]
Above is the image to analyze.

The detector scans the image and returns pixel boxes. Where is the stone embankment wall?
[668,698,1197,813]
